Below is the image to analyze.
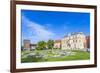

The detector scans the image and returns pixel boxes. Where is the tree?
[37,41,46,50]
[47,40,54,49]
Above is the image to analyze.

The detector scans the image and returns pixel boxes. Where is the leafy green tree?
[37,41,46,50]
[47,40,54,49]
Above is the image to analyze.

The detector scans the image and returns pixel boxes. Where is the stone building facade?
[30,44,37,50]
[23,40,30,50]
[61,32,86,50]
[54,40,61,49]
[86,36,90,48]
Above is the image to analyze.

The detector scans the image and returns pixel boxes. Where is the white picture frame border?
[16,4,95,69]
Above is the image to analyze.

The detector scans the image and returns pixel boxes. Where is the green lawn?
[46,51,90,61]
[21,49,90,63]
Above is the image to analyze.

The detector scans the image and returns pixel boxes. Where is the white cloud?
[22,15,56,44]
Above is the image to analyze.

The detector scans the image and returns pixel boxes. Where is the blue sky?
[21,10,90,44]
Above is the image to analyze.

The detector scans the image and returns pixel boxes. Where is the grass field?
[21,49,90,63]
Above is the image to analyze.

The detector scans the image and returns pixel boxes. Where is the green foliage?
[47,40,54,49]
[37,41,46,50]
